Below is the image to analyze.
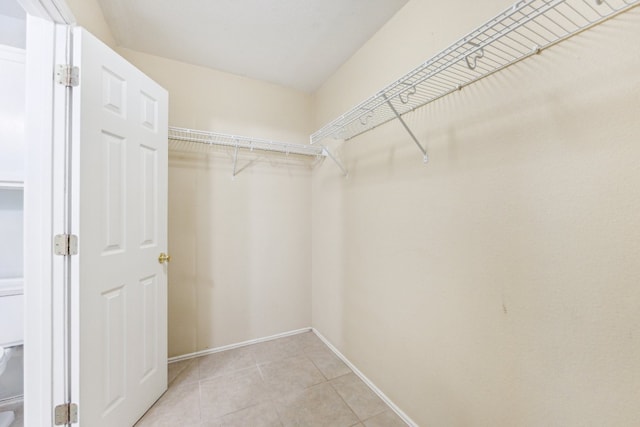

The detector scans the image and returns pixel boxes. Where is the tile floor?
[136,331,407,427]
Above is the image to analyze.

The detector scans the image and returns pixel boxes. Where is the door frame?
[20,0,76,425]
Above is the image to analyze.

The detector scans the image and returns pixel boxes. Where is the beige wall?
[65,0,116,48]
[312,1,640,426]
[66,0,640,423]
[66,0,315,358]
[115,50,314,358]
[117,48,312,144]
[166,150,313,358]
[67,0,315,357]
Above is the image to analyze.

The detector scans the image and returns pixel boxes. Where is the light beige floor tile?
[143,335,400,427]
[198,346,256,381]
[135,382,201,426]
[216,402,282,427]
[305,346,351,380]
[250,336,305,364]
[168,359,192,385]
[260,355,326,394]
[288,331,325,351]
[330,373,388,420]
[137,420,202,427]
[275,382,359,427]
[171,358,200,388]
[200,367,271,420]
[363,410,407,427]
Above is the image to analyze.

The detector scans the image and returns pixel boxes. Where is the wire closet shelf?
[169,126,326,157]
[310,0,640,159]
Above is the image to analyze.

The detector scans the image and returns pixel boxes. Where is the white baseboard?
[168,327,312,363]
[312,328,418,427]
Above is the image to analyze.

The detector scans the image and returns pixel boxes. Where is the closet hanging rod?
[310,0,639,148]
[169,126,326,157]
[169,126,349,177]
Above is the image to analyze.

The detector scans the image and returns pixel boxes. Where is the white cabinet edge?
[0,278,23,297]
[0,44,25,63]
[0,182,24,189]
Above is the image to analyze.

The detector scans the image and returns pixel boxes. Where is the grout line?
[169,327,312,363]
[167,327,415,425]
[312,328,418,427]
[304,353,329,382]
[256,362,265,381]
[326,377,362,424]
[360,410,398,424]
[199,364,259,386]
[212,402,268,423]
[197,380,203,424]
[168,358,191,385]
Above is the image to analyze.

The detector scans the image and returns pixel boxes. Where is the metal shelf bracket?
[232,143,239,178]
[383,93,429,164]
[320,145,349,177]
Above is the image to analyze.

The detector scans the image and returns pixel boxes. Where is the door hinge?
[54,403,78,425]
[56,64,79,87]
[54,234,78,256]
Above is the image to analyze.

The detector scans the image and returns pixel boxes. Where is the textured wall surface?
[166,151,313,357]
[65,0,640,423]
[66,0,316,358]
[312,1,640,425]
[65,0,116,48]
[117,50,314,358]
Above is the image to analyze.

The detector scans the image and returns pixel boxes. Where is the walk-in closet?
[4,0,640,425]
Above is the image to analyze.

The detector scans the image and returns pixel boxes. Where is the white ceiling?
[96,0,408,93]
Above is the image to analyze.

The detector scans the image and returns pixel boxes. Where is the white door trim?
[22,0,75,425]
[18,0,75,24]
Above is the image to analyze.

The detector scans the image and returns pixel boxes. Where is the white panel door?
[70,28,168,426]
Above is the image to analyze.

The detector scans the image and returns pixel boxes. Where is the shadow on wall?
[312,12,640,426]
[168,149,313,358]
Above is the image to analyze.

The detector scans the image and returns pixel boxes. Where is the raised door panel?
[73,27,168,427]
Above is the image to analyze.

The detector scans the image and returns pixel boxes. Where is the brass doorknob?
[158,252,171,264]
